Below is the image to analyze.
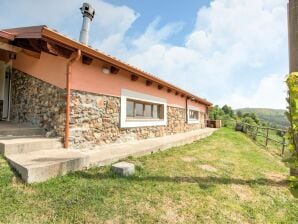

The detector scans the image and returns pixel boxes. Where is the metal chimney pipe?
[79,3,95,45]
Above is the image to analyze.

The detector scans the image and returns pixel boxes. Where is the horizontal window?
[187,107,200,124]
[126,99,164,120]
[120,89,167,128]
[189,110,199,120]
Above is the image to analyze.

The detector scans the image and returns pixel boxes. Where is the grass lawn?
[0,128,297,223]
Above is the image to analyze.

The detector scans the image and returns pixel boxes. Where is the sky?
[0,0,289,109]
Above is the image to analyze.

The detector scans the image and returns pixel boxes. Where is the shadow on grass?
[74,171,288,188]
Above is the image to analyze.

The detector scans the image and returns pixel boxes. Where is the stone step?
[6,149,89,183]
[0,127,44,137]
[0,137,63,156]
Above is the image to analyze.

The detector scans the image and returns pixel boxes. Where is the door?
[0,61,11,120]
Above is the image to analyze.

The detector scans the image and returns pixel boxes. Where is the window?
[189,110,199,120]
[187,106,200,124]
[126,99,164,120]
[121,89,167,128]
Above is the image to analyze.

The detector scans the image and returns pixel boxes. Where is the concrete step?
[5,128,217,183]
[0,137,63,156]
[6,149,88,183]
[0,127,44,137]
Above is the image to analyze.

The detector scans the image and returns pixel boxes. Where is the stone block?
[112,162,135,176]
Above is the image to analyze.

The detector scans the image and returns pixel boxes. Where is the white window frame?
[120,89,167,128]
[187,105,200,124]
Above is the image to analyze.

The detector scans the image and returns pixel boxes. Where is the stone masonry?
[10,69,66,137]
[70,90,205,149]
[9,70,206,149]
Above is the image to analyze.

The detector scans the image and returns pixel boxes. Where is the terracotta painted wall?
[12,51,207,112]
[13,51,67,88]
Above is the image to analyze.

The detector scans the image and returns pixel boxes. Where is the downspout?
[64,49,81,148]
[185,97,188,123]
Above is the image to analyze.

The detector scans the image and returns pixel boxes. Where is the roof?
[2,25,212,106]
[0,30,15,40]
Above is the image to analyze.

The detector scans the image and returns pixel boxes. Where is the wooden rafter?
[131,74,139,81]
[82,55,93,65]
[146,80,153,86]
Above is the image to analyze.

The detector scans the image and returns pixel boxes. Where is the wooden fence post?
[265,128,269,147]
[254,126,259,140]
[282,136,286,155]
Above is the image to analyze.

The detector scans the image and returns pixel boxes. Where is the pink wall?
[13,51,67,88]
[13,51,207,111]
[71,59,207,111]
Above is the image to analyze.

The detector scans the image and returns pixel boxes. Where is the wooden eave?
[3,25,212,106]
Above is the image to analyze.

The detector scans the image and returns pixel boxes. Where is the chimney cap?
[80,3,95,20]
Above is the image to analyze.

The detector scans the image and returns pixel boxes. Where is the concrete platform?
[0,121,44,137]
[6,149,88,183]
[5,128,217,183]
[0,137,63,155]
[85,128,217,168]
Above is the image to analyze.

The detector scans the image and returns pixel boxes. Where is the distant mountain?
[235,108,290,128]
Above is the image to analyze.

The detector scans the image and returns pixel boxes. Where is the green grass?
[0,128,297,223]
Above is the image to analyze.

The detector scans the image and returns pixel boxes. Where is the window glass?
[152,105,158,118]
[126,99,164,120]
[135,103,144,116]
[144,104,152,117]
[126,100,134,117]
[189,110,199,120]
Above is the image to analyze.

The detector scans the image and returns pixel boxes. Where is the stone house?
[0,25,212,150]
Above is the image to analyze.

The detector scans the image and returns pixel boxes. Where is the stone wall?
[10,69,66,137]
[70,90,206,149]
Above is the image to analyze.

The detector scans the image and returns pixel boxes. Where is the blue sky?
[0,0,289,109]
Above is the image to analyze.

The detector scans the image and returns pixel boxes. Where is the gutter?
[64,49,81,148]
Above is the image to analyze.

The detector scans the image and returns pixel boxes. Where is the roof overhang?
[3,25,212,106]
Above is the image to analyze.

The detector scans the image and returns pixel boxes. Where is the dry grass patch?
[181,156,196,162]
[230,184,256,202]
[198,164,218,172]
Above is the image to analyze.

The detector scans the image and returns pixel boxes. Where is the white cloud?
[120,0,288,109]
[219,74,288,109]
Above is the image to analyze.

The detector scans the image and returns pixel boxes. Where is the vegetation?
[208,104,260,127]
[235,108,290,128]
[284,73,298,195]
[0,128,297,223]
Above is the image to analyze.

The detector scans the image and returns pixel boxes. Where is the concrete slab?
[0,137,63,155]
[5,128,217,183]
[0,121,44,137]
[85,128,217,168]
[6,149,88,183]
[112,162,135,176]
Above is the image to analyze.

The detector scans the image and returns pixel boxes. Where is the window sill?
[120,119,167,128]
[187,120,200,124]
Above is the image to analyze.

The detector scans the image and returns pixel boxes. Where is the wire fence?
[223,120,288,156]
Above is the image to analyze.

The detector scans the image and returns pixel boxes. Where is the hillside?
[235,108,290,128]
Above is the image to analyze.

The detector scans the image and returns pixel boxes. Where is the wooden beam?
[181,94,185,98]
[146,80,152,86]
[167,88,172,93]
[186,96,191,100]
[131,74,139,81]
[158,84,163,90]
[82,55,93,65]
[22,49,41,59]
[175,91,179,96]
[42,41,73,58]
[110,66,120,74]
[0,42,22,53]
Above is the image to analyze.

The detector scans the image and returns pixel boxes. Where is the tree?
[208,105,225,120]
[285,73,298,195]
[236,110,242,118]
[222,105,234,117]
